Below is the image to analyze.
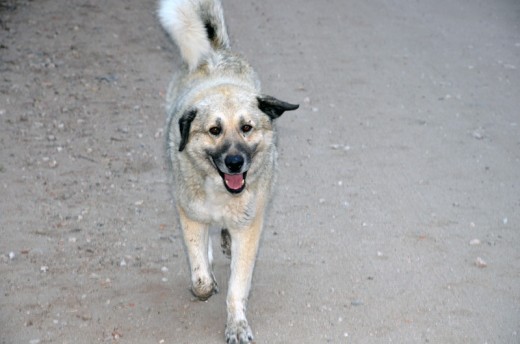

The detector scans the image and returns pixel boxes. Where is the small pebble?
[40,266,49,273]
[120,259,127,267]
[8,251,15,260]
[472,130,484,140]
[330,144,351,151]
[469,238,481,246]
[161,266,169,273]
[475,257,487,268]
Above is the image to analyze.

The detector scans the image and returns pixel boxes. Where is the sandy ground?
[1,0,519,343]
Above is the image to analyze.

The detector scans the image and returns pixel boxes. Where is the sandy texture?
[1,0,519,343]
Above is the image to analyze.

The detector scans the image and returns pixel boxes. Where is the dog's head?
[176,86,298,194]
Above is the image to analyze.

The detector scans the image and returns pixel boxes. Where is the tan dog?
[158,0,298,342]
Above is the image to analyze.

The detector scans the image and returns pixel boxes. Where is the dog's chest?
[189,177,254,228]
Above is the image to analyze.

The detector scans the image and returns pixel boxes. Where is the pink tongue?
[224,173,244,190]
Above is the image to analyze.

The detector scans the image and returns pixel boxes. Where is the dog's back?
[159,0,260,122]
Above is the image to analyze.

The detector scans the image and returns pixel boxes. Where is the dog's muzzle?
[214,154,248,194]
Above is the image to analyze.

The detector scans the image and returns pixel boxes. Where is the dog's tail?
[158,0,230,70]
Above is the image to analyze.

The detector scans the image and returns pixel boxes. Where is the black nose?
[225,155,244,173]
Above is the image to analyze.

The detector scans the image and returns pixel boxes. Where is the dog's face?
[177,85,298,194]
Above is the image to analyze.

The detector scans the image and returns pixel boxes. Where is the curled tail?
[158,0,230,70]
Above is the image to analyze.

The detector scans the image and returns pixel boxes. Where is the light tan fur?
[158,0,298,343]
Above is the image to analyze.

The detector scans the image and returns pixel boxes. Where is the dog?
[158,0,298,342]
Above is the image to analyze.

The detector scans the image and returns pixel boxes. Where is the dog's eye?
[209,126,221,136]
[241,124,252,133]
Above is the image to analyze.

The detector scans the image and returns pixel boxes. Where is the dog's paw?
[191,276,218,301]
[225,319,253,344]
[220,228,232,259]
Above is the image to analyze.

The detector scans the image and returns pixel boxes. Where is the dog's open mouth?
[218,170,247,194]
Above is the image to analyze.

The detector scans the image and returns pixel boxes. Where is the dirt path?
[1,0,519,343]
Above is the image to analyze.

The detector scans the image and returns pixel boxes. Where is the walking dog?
[158,0,298,342]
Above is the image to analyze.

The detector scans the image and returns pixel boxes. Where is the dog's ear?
[178,109,197,152]
[257,95,299,120]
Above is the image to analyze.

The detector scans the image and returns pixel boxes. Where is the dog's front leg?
[178,207,218,300]
[225,215,263,344]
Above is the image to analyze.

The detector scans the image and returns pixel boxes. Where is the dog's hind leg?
[220,228,232,259]
[178,207,218,301]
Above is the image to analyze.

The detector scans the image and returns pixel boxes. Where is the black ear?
[257,95,299,120]
[178,109,197,152]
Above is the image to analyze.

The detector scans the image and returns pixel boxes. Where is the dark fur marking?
[178,109,197,152]
[257,95,299,120]
[205,140,232,160]
[207,141,254,168]
[233,141,254,162]
[204,21,216,42]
